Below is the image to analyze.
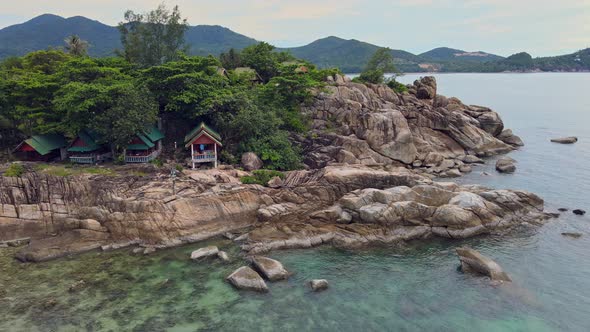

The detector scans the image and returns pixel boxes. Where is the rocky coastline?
[0,77,555,263]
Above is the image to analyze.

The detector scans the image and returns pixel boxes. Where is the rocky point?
[0,76,554,263]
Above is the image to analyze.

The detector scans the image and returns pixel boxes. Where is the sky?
[0,0,589,56]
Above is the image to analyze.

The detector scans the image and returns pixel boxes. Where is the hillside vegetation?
[2,14,588,73]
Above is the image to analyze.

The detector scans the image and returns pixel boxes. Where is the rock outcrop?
[1,170,261,262]
[0,78,549,263]
[242,173,552,254]
[456,247,511,282]
[226,266,268,292]
[300,76,517,170]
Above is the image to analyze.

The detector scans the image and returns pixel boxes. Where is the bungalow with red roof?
[184,122,222,169]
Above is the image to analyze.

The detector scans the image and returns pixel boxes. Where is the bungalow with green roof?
[125,125,165,163]
[13,134,67,162]
[67,130,112,164]
[184,122,222,169]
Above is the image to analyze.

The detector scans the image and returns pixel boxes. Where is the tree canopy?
[0,41,339,170]
[355,47,398,84]
[118,3,188,67]
[0,4,342,170]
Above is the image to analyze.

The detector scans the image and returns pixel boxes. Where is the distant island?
[0,14,589,73]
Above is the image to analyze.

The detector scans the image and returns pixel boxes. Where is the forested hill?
[278,36,424,73]
[1,14,589,73]
[0,14,258,58]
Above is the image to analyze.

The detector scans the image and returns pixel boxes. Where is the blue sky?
[1,0,589,56]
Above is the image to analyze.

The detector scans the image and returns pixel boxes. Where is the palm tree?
[64,35,89,56]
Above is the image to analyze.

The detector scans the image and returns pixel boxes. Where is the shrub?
[4,163,25,177]
[240,169,285,186]
[387,80,408,93]
[150,158,164,168]
[175,164,183,172]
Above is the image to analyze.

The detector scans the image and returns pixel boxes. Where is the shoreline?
[346,70,590,76]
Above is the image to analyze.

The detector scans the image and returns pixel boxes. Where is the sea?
[1,73,589,331]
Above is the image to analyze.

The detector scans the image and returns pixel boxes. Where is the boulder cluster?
[299,76,524,176]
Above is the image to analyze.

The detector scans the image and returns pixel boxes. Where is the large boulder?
[496,157,516,173]
[551,137,578,144]
[354,110,417,164]
[251,256,289,281]
[190,246,219,260]
[226,266,268,292]
[477,112,504,137]
[497,129,524,147]
[456,247,511,282]
[310,279,329,292]
[414,76,437,99]
[241,152,263,171]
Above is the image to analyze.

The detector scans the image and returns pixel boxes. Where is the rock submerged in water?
[310,279,329,292]
[561,232,582,238]
[573,209,586,216]
[217,251,229,262]
[496,157,516,174]
[456,247,511,282]
[226,266,268,292]
[190,246,219,260]
[251,256,289,281]
[551,137,578,144]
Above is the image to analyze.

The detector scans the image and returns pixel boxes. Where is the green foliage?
[64,35,89,57]
[1,38,334,171]
[387,79,408,93]
[356,48,398,84]
[118,3,188,67]
[219,48,242,69]
[150,158,164,167]
[174,164,183,172]
[4,163,25,177]
[240,169,285,186]
[240,42,295,82]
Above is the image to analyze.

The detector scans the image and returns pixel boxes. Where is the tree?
[118,3,189,67]
[93,84,159,152]
[54,81,158,156]
[219,48,242,69]
[356,48,397,84]
[64,35,89,57]
[240,42,280,82]
[1,51,70,135]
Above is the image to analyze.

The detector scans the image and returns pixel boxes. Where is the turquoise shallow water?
[1,73,590,331]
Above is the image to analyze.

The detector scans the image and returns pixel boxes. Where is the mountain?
[0,14,257,59]
[280,36,424,73]
[0,14,120,58]
[475,49,590,72]
[419,47,504,62]
[1,14,588,73]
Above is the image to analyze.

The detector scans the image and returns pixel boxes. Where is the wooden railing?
[125,150,160,163]
[69,153,112,164]
[69,156,96,164]
[193,152,216,163]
